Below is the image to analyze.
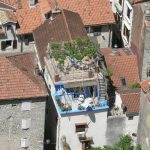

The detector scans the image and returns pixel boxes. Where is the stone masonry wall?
[0,97,46,150]
[137,92,150,150]
[142,27,150,80]
[130,4,145,78]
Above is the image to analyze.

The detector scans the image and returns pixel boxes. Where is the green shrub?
[50,37,97,64]
[128,83,141,89]
[106,68,113,77]
[87,147,101,150]
[50,43,60,50]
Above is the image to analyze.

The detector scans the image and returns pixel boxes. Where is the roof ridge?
[121,92,141,95]
[5,52,34,57]
[0,1,16,9]
[62,10,72,41]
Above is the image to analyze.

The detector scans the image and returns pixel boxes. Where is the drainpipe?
[56,117,61,150]
[20,35,23,52]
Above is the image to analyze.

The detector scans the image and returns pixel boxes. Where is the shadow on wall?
[106,116,126,145]
[88,111,96,123]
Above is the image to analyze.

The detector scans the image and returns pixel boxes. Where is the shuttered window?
[1,41,6,50]
[21,138,29,148]
[75,123,87,132]
[13,40,17,49]
[22,119,31,129]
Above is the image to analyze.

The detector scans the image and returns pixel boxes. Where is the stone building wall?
[137,92,150,150]
[130,4,145,78]
[0,97,46,150]
[141,27,150,80]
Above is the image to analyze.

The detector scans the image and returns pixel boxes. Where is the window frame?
[147,67,150,77]
[120,77,127,87]
[119,0,122,6]
[123,25,130,42]
[7,25,12,30]
[75,122,87,132]
[127,7,131,20]
[21,138,29,148]
[21,118,31,130]
[128,116,134,120]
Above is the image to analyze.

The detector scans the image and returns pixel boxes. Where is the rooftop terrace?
[45,38,103,85]
[44,38,108,115]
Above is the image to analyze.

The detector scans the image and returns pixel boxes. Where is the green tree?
[88,135,140,150]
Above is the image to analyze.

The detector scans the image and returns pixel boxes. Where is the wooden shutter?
[1,41,6,50]
[13,40,17,49]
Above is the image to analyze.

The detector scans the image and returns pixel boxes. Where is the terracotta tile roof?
[0,10,17,23]
[0,52,47,100]
[56,0,115,26]
[16,7,44,34]
[101,48,140,90]
[120,89,141,113]
[140,78,150,92]
[0,1,16,10]
[0,0,17,7]
[33,9,87,68]
[0,0,53,35]
[37,0,53,14]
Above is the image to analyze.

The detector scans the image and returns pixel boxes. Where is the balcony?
[53,88,108,115]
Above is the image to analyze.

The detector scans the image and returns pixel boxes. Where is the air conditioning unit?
[77,132,86,138]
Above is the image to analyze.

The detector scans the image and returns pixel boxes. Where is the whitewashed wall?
[122,0,133,47]
[56,111,108,150]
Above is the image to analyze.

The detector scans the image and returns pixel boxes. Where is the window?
[21,138,29,148]
[147,67,150,77]
[123,25,130,42]
[119,0,122,5]
[22,119,31,129]
[93,26,101,33]
[24,38,29,45]
[128,116,133,120]
[75,123,87,132]
[21,102,31,111]
[1,40,12,50]
[13,40,17,49]
[7,25,12,30]
[24,34,34,45]
[120,77,127,87]
[85,27,93,33]
[1,41,6,50]
[6,41,12,47]
[127,7,131,19]
[12,104,17,107]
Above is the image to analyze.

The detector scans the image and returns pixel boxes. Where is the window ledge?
[125,16,131,25]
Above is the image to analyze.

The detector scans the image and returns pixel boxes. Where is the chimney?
[17,0,22,9]
[35,65,41,76]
